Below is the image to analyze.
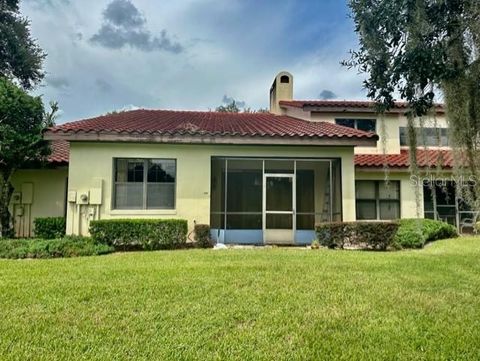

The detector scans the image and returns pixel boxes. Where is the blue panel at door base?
[295,230,316,245]
[210,229,263,245]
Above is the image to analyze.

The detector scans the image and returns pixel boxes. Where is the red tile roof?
[47,140,69,165]
[46,109,378,141]
[355,149,454,169]
[280,100,445,114]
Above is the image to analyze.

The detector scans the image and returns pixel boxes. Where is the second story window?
[335,118,376,132]
[399,127,449,146]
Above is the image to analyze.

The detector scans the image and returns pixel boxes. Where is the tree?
[345,0,480,210]
[215,100,269,113]
[0,0,54,237]
[0,0,46,89]
[0,78,54,237]
[216,100,240,113]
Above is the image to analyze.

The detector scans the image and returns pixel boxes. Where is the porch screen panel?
[226,160,263,232]
[296,161,332,229]
[210,158,225,232]
[210,158,263,244]
[331,159,342,222]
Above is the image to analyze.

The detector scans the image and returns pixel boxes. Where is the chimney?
[269,71,293,115]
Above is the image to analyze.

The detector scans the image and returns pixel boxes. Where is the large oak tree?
[346,0,480,209]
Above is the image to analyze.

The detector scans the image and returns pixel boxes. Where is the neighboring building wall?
[354,170,423,219]
[282,105,450,155]
[66,142,356,236]
[10,168,68,237]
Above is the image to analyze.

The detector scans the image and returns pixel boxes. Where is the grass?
[0,238,479,360]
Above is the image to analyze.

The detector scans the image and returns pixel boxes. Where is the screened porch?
[210,157,342,245]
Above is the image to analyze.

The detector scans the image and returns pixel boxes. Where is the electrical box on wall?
[90,178,103,205]
[21,183,33,205]
[78,191,89,205]
[12,192,22,204]
[68,190,77,203]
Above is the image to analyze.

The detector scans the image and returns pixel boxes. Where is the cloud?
[90,0,183,53]
[222,95,246,109]
[23,0,70,10]
[319,89,337,100]
[95,78,113,93]
[22,0,367,122]
[103,0,145,28]
[46,75,70,90]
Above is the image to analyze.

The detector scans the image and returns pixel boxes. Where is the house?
[11,71,465,243]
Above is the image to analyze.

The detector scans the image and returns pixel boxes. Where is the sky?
[21,0,367,123]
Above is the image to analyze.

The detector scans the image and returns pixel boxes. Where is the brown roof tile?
[355,149,454,169]
[46,109,378,141]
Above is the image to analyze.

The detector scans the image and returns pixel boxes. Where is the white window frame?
[113,158,176,210]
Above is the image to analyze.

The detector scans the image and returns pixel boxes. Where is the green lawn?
[0,238,479,360]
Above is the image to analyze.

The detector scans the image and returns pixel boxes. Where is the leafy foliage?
[0,0,46,89]
[89,219,188,250]
[33,217,66,239]
[316,221,399,251]
[194,224,212,248]
[215,100,241,113]
[0,236,113,259]
[0,78,54,238]
[346,0,480,211]
[394,218,458,249]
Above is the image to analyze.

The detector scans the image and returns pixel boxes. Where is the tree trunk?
[0,173,14,239]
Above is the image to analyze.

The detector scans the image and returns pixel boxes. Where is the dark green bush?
[395,218,458,249]
[316,222,399,251]
[89,219,188,250]
[0,236,114,259]
[194,224,212,248]
[33,217,66,239]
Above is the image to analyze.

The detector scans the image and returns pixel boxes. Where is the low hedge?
[89,219,188,250]
[194,224,213,248]
[0,236,114,259]
[316,221,399,251]
[33,217,66,239]
[394,218,458,249]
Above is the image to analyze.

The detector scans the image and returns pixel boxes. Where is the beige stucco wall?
[10,168,68,237]
[354,170,423,219]
[282,106,452,155]
[66,142,357,236]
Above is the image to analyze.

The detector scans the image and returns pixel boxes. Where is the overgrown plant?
[345,0,480,214]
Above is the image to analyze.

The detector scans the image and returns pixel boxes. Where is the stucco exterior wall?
[282,106,452,155]
[354,170,423,219]
[10,168,68,237]
[66,142,357,236]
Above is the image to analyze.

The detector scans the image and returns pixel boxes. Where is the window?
[399,127,449,146]
[280,75,290,83]
[114,158,176,209]
[336,118,376,132]
[356,181,400,220]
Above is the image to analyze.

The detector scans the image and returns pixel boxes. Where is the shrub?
[89,219,188,250]
[33,217,66,239]
[194,224,212,248]
[316,221,399,251]
[0,236,114,259]
[395,218,458,249]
